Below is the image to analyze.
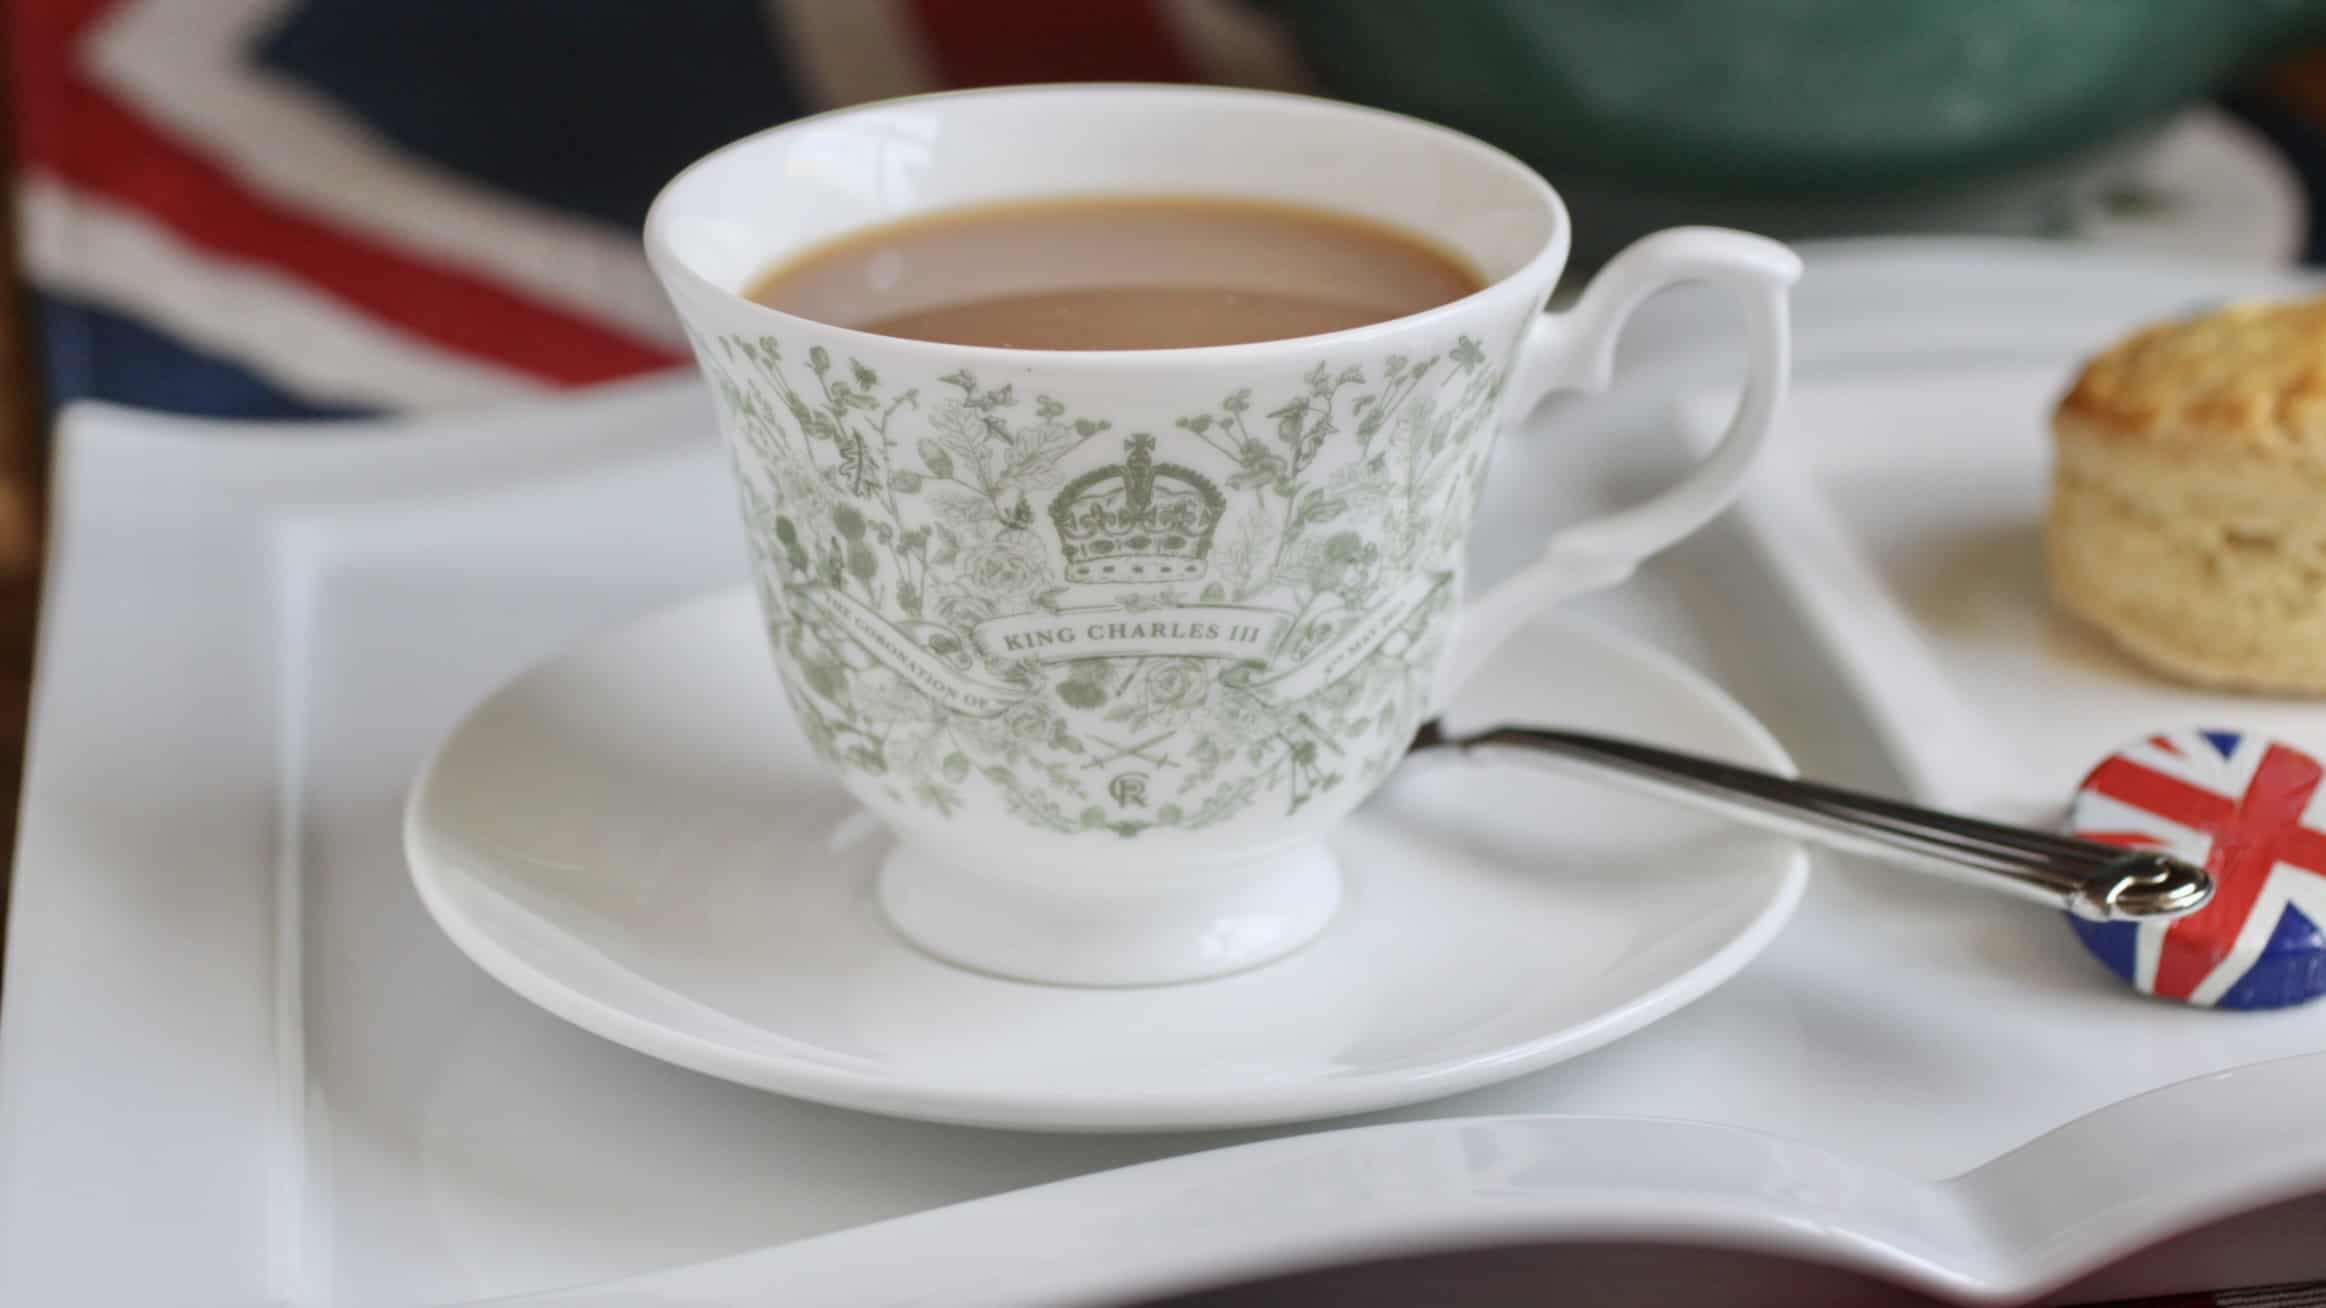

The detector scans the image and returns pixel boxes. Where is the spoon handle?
[1412,722,2211,922]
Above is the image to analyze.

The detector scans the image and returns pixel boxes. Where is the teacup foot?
[876,839,1342,987]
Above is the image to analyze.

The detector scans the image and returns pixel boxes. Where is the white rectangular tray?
[1701,249,2326,823]
[7,246,2326,1306]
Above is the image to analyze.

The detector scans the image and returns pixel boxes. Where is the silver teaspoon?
[1408,721,2212,922]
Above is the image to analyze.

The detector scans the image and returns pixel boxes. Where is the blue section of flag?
[2202,729,2242,760]
[253,0,808,230]
[36,293,377,421]
[2217,902,2326,1011]
[2068,916,2140,987]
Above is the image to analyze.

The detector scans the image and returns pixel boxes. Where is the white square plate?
[9,246,2326,1305]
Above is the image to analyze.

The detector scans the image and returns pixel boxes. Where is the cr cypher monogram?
[705,335,1505,836]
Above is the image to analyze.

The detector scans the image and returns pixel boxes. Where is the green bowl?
[1261,0,2320,211]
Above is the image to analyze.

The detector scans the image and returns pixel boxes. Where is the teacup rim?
[642,82,1571,367]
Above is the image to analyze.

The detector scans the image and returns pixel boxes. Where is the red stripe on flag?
[905,0,1201,87]
[2155,744,2324,1001]
[2077,831,2167,850]
[16,0,680,389]
[2085,758,2237,832]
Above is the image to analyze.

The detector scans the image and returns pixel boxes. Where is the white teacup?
[646,85,1797,986]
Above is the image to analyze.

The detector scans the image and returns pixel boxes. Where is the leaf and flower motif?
[704,329,1507,836]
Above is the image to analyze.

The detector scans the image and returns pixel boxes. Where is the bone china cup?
[645,85,1799,986]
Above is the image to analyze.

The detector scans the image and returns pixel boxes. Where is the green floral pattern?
[703,332,1507,836]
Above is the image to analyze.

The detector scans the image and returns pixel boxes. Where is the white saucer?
[405,587,1807,1132]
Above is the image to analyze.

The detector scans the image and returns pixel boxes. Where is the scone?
[2048,298,2326,694]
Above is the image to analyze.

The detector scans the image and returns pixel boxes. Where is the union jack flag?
[13,0,1309,419]
[2069,729,2326,1010]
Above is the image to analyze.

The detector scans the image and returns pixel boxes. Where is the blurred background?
[8,0,2326,903]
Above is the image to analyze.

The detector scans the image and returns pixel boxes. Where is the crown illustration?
[1047,433,1226,583]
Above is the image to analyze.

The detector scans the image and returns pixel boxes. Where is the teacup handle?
[1432,226,1801,711]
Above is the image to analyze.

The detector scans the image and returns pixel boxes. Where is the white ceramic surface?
[647,85,1799,984]
[404,589,1807,1131]
[9,245,2326,1308]
[494,1048,2326,1308]
[1683,245,2326,825]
